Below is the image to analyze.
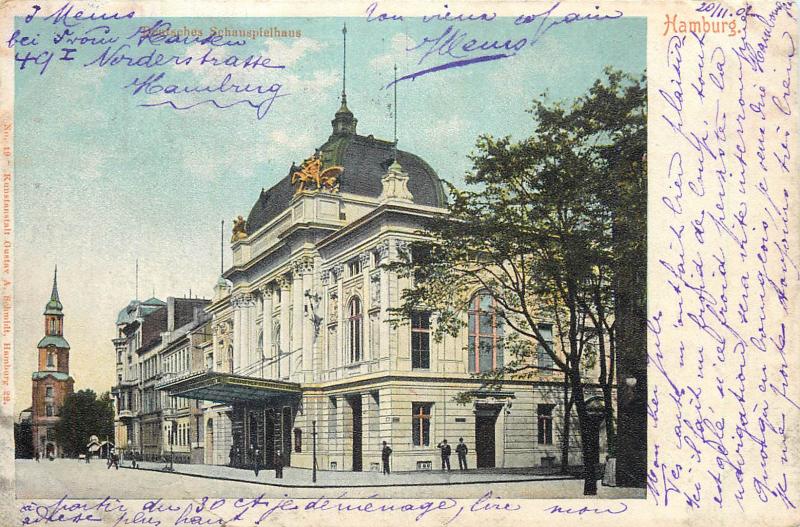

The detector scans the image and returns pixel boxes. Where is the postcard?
[0,0,797,525]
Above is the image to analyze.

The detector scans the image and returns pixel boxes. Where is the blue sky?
[13,15,645,410]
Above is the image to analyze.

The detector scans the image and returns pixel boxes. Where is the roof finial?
[393,63,398,162]
[341,22,348,105]
[51,265,59,302]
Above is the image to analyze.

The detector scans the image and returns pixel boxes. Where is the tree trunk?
[572,375,599,495]
[560,373,573,473]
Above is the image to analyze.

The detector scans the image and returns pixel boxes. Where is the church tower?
[31,266,74,458]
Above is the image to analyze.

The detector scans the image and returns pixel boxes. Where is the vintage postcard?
[0,0,797,525]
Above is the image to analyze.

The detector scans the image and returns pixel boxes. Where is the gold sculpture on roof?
[231,215,248,242]
[291,151,343,195]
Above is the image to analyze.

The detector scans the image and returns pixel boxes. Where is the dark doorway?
[281,406,292,466]
[350,396,362,471]
[263,411,275,469]
[475,406,499,468]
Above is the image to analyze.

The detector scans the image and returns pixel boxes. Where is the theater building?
[158,88,607,472]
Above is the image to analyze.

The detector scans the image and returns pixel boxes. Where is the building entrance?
[348,396,362,471]
[475,405,500,468]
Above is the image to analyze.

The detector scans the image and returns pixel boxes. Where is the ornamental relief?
[328,291,339,322]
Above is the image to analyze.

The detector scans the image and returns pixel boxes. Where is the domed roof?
[246,104,446,234]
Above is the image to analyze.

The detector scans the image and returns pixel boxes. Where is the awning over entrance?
[156,371,301,404]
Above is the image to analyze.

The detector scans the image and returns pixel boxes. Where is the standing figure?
[253,447,261,477]
[274,450,284,479]
[35,452,40,463]
[456,438,468,470]
[229,445,236,467]
[381,441,393,475]
[437,439,452,471]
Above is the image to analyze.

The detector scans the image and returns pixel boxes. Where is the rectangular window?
[537,324,555,372]
[46,404,54,417]
[411,311,430,369]
[348,259,362,277]
[412,402,432,446]
[537,404,554,445]
[45,386,53,398]
[46,352,55,367]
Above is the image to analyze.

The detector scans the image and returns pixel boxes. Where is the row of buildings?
[110,86,612,473]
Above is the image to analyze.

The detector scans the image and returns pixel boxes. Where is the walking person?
[437,439,452,471]
[456,438,468,470]
[274,449,284,479]
[35,452,40,463]
[381,441,392,475]
[253,446,261,477]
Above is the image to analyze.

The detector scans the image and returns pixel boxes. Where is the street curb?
[119,465,578,489]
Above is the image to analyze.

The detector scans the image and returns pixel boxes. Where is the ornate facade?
[158,94,607,472]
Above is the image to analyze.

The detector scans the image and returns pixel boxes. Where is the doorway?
[281,406,292,467]
[263,411,275,469]
[475,406,499,468]
[349,396,362,471]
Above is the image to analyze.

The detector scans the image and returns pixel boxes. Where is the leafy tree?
[54,389,115,457]
[389,69,645,495]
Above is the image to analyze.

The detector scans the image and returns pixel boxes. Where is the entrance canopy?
[157,371,301,404]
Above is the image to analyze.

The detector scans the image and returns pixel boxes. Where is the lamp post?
[312,420,317,483]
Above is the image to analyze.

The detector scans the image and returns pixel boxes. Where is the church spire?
[51,265,59,303]
[331,22,357,136]
[44,265,63,315]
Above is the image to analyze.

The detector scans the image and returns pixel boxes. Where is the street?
[15,459,645,500]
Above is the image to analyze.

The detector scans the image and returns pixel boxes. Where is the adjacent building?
[111,296,210,462]
[31,267,74,458]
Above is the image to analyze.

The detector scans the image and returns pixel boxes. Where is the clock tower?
[31,266,74,458]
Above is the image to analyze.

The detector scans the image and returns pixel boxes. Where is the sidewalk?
[122,460,576,488]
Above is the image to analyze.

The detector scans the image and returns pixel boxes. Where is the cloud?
[264,38,325,66]
[369,33,416,72]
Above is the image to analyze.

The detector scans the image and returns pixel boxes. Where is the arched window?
[227,345,234,373]
[46,350,56,368]
[272,322,281,377]
[467,291,504,372]
[49,318,57,335]
[347,297,362,363]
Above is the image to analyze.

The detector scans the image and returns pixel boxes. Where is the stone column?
[261,285,274,379]
[376,241,390,364]
[332,264,345,366]
[359,251,372,361]
[278,275,292,379]
[292,268,304,379]
[232,296,243,373]
[294,257,315,382]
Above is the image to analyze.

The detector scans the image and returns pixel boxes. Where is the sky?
[13,14,645,414]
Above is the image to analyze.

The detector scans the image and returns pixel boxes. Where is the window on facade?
[411,311,431,369]
[537,324,555,372]
[294,428,302,452]
[46,428,55,441]
[205,353,213,371]
[227,345,234,373]
[49,318,57,335]
[46,404,54,417]
[45,386,53,398]
[348,259,362,277]
[467,291,504,372]
[46,350,55,368]
[537,404,554,444]
[347,297,362,363]
[412,402,432,446]
[272,323,281,376]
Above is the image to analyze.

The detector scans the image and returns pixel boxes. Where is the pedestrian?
[112,452,119,470]
[229,445,236,467]
[456,438,468,470]
[274,450,284,479]
[85,450,90,463]
[35,452,40,463]
[253,446,261,477]
[437,439,451,471]
[381,441,392,475]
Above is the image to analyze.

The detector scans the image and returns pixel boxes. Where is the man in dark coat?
[456,438,468,470]
[381,441,392,475]
[274,449,284,479]
[253,447,261,477]
[437,439,452,471]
